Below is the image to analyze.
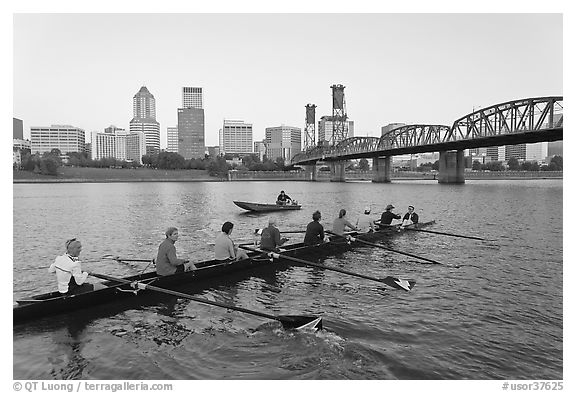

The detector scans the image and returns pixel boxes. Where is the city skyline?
[13,13,563,150]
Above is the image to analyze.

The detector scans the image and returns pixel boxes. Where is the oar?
[326,230,444,265]
[89,272,321,330]
[280,230,307,234]
[102,255,154,263]
[240,245,415,291]
[403,228,486,241]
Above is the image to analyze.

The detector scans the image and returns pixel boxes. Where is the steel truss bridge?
[291,96,563,165]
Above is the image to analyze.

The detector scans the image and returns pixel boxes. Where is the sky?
[12,12,563,149]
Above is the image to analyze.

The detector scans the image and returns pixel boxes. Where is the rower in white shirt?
[48,238,94,295]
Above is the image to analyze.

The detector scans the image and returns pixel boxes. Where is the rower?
[215,221,249,262]
[276,190,292,206]
[356,206,376,232]
[259,218,289,251]
[49,238,94,295]
[304,210,327,245]
[156,227,194,276]
[378,204,401,229]
[332,209,359,236]
[401,205,419,228]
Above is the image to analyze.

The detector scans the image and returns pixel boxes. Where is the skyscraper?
[177,108,205,159]
[182,87,203,109]
[219,120,253,155]
[177,87,205,159]
[130,86,160,155]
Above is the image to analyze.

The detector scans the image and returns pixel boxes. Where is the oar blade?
[279,315,323,331]
[380,276,416,291]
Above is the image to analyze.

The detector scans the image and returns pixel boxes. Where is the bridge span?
[292,96,563,183]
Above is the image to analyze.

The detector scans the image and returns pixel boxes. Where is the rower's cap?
[408,205,414,209]
[386,204,395,210]
[268,217,277,225]
[364,206,371,213]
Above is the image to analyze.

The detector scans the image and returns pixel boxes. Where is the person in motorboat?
[304,210,328,245]
[332,209,359,236]
[215,221,249,263]
[156,227,194,276]
[356,206,376,233]
[49,238,94,295]
[259,217,289,251]
[276,190,292,205]
[401,205,419,228]
[378,204,402,228]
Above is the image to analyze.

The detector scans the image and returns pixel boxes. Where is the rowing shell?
[233,201,302,212]
[14,220,434,324]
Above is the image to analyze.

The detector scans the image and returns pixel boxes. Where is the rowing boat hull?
[13,220,434,324]
[233,201,302,212]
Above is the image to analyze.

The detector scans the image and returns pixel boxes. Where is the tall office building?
[30,125,86,154]
[318,116,354,144]
[166,126,179,153]
[182,87,203,109]
[13,118,23,139]
[219,119,253,155]
[130,86,160,155]
[265,126,302,164]
[176,87,205,159]
[177,107,205,159]
[486,146,506,161]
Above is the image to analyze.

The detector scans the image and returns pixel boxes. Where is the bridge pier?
[303,164,318,181]
[438,150,465,184]
[372,157,391,183]
[330,161,346,182]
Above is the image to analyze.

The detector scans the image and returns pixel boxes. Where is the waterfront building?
[486,146,506,161]
[207,146,221,157]
[13,118,23,139]
[265,125,302,164]
[503,142,547,163]
[182,87,203,109]
[525,142,548,163]
[13,138,31,168]
[381,123,405,135]
[30,125,86,155]
[219,119,253,155]
[177,107,205,159]
[126,131,146,164]
[318,116,354,145]
[92,126,145,164]
[129,86,160,155]
[166,126,179,153]
[547,141,562,157]
[254,140,266,161]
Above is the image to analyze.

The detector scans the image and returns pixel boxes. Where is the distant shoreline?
[12,167,562,184]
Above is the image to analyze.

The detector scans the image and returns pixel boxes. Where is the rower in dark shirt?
[276,190,292,205]
[379,204,401,228]
[304,210,326,245]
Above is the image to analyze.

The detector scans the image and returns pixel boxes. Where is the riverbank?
[12,167,562,183]
[12,167,218,183]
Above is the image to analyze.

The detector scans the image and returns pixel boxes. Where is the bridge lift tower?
[330,84,348,145]
[304,104,316,150]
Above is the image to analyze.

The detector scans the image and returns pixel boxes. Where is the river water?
[12,179,563,380]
